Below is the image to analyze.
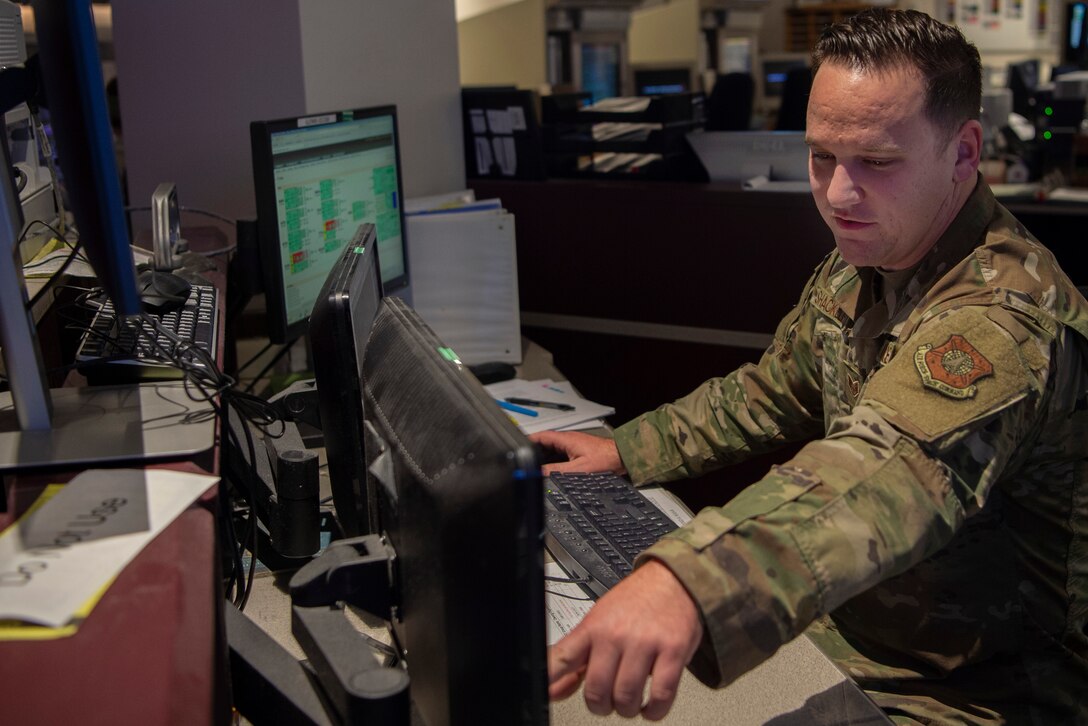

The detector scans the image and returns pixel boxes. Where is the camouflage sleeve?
[638,305,1055,688]
[613,271,826,484]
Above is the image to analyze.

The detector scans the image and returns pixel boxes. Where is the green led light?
[437,347,462,364]
[1043,130,1053,140]
[1044,106,1054,116]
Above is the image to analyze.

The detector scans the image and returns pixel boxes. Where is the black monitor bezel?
[250,105,410,344]
[33,0,142,316]
[361,297,548,725]
[308,223,383,538]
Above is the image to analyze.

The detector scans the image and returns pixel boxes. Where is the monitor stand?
[0,382,217,471]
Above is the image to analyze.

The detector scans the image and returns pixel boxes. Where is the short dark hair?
[812,8,982,140]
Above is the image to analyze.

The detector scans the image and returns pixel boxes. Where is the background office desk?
[468,178,1088,514]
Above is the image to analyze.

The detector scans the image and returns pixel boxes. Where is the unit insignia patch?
[914,334,994,399]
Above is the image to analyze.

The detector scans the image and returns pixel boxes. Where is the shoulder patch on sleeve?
[862,308,1034,442]
[913,334,993,399]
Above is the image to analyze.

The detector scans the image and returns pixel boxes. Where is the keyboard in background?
[75,284,219,385]
[545,471,677,598]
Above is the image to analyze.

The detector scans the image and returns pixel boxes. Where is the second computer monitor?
[250,106,409,344]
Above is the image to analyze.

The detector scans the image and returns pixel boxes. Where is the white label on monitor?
[298,113,338,128]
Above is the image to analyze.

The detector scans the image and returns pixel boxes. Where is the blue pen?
[497,399,538,417]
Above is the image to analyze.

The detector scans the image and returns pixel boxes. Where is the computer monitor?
[360,296,547,725]
[308,223,383,538]
[30,1,141,318]
[759,53,809,102]
[580,42,620,102]
[250,106,410,344]
[1065,1,1088,68]
[3,0,199,472]
[633,67,692,96]
[686,130,811,183]
[1007,59,1041,118]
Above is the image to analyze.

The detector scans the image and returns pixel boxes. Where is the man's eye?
[811,152,834,162]
[865,159,891,167]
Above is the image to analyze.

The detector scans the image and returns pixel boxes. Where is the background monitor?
[1065,1,1088,68]
[759,53,809,101]
[361,296,546,725]
[32,0,140,316]
[308,222,383,538]
[633,67,692,96]
[250,105,409,344]
[3,0,210,471]
[580,42,620,102]
[1007,59,1041,118]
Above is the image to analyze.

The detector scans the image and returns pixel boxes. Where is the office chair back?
[775,67,812,131]
[705,72,754,131]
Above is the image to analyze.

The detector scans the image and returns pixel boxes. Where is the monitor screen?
[250,106,409,344]
[633,68,691,96]
[309,222,383,537]
[761,56,809,99]
[360,296,547,725]
[580,43,620,102]
[719,36,754,74]
[1065,1,1088,67]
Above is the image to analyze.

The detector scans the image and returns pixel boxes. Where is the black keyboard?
[545,471,677,598]
[75,284,220,385]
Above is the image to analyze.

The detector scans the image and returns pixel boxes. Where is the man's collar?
[833,175,994,322]
[914,173,993,282]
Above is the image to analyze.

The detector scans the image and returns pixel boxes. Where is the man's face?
[806,62,972,270]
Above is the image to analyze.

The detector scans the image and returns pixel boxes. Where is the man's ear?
[953,119,983,182]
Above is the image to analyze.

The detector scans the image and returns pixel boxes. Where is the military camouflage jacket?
[616,180,1088,724]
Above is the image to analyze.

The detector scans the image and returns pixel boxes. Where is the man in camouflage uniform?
[536,9,1088,724]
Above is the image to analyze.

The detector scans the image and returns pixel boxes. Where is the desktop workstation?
[7,3,1088,725]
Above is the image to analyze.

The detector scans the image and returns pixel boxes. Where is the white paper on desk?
[484,378,614,434]
[545,562,594,645]
[556,418,608,432]
[24,243,152,279]
[0,469,217,628]
[640,487,693,528]
[1048,187,1088,203]
[23,247,97,279]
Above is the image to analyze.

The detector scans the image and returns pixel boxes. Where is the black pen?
[504,397,575,412]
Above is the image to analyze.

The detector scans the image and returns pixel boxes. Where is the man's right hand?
[548,559,704,720]
[529,431,627,475]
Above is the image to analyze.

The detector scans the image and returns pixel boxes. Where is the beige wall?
[629,0,700,66]
[458,0,547,90]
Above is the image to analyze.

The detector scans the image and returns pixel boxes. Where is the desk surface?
[239,339,888,724]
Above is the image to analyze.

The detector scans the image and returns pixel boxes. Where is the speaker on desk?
[705,72,754,131]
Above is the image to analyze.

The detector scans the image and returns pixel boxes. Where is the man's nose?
[826,164,862,209]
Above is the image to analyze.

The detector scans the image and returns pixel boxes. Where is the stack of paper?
[484,378,614,435]
[406,190,521,365]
